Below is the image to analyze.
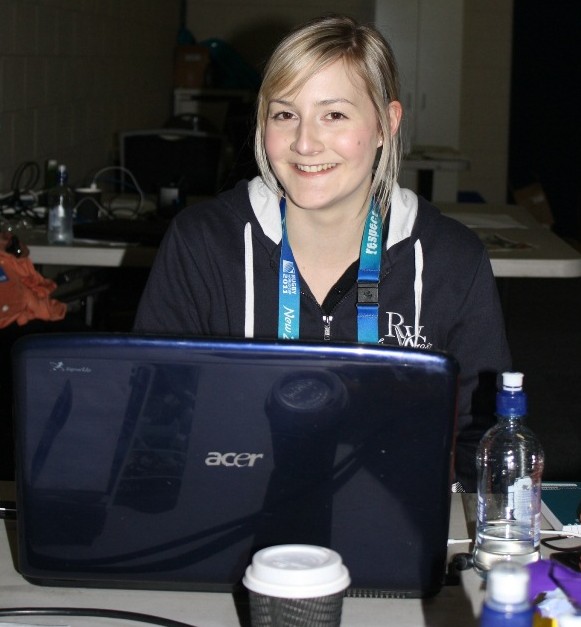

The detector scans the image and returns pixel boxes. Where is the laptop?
[12,333,458,598]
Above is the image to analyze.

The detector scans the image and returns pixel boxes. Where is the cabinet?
[173,88,258,183]
[375,0,464,201]
[173,88,255,132]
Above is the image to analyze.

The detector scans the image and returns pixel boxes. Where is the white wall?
[458,1,513,203]
[0,0,180,191]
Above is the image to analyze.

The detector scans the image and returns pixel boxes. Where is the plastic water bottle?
[480,562,534,626]
[47,164,74,245]
[473,372,544,575]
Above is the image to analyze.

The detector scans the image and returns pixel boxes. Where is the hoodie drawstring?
[244,222,254,337]
[413,239,424,347]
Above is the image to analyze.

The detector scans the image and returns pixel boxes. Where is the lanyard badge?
[278,197,382,343]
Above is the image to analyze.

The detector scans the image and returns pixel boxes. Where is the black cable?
[0,607,200,627]
[11,161,40,193]
[450,552,474,571]
[541,535,581,552]
[5,161,41,217]
[0,501,17,520]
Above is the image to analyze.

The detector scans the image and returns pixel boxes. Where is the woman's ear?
[387,100,403,137]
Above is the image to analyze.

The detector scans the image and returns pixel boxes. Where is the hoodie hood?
[244,176,423,341]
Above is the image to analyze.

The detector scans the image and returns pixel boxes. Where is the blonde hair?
[254,14,402,217]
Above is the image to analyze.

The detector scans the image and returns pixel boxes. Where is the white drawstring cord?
[244,222,254,338]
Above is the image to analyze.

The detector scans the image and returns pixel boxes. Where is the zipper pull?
[322,315,333,341]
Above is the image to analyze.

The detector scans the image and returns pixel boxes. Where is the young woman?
[133,14,511,491]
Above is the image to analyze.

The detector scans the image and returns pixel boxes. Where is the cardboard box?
[513,183,554,227]
[174,45,210,89]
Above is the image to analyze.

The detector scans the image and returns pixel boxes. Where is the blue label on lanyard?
[278,198,301,339]
[277,197,382,342]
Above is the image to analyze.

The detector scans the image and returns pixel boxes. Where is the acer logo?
[205,452,264,467]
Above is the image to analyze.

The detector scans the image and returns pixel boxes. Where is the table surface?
[402,154,471,172]
[21,227,159,268]
[440,202,581,278]
[18,203,581,278]
[0,488,484,627]
[1,484,577,627]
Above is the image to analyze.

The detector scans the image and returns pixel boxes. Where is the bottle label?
[48,205,64,228]
[533,511,541,544]
[509,477,532,522]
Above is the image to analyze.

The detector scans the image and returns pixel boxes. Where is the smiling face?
[264,59,383,217]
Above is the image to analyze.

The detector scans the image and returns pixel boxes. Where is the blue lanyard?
[278,198,382,343]
[278,198,300,339]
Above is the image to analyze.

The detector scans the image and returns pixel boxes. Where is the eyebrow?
[269,98,355,107]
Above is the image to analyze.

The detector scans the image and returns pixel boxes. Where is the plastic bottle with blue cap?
[473,372,545,575]
[47,164,74,245]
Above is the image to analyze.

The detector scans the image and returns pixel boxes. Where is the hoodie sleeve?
[447,248,512,491]
[133,214,213,335]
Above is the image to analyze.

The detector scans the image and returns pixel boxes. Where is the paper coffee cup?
[243,545,350,627]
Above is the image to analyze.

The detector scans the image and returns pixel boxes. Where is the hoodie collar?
[247,176,419,251]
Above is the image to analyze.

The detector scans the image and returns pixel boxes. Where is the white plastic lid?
[502,371,524,392]
[486,562,529,605]
[242,544,351,599]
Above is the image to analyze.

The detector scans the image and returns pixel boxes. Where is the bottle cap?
[485,562,530,606]
[502,371,523,391]
[497,371,527,416]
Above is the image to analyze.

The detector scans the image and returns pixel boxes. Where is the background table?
[20,204,581,279]
[440,202,581,278]
[22,228,158,268]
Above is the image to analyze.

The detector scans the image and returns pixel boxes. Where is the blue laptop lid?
[12,333,458,598]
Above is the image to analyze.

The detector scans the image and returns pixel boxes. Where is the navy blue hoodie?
[134,177,512,490]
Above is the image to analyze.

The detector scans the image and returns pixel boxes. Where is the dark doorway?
[508,0,581,240]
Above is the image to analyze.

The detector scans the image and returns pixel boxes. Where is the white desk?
[21,228,158,268]
[1,485,575,626]
[19,204,581,279]
[0,488,483,627]
[440,203,581,278]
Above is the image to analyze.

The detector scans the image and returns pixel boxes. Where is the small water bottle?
[473,372,544,575]
[47,164,74,245]
[480,562,534,626]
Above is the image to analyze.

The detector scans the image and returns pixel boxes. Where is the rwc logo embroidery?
[381,312,433,349]
[205,452,264,467]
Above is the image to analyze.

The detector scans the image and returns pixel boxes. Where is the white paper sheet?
[445,213,527,229]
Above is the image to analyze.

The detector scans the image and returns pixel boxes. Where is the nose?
[290,119,323,155]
